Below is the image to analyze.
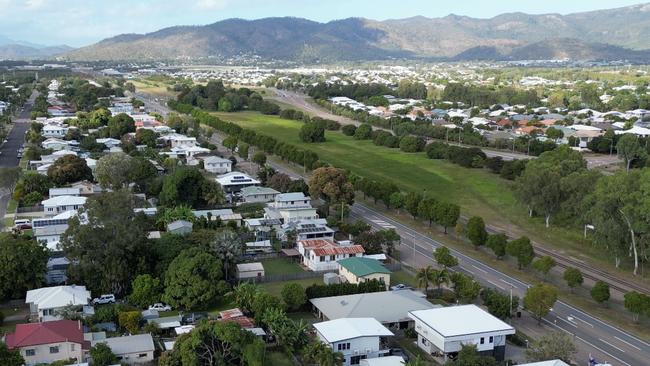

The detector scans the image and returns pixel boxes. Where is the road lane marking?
[614,336,642,351]
[570,314,594,327]
[575,336,630,366]
[487,280,505,291]
[543,318,575,333]
[500,279,514,287]
[472,265,488,274]
[599,338,626,353]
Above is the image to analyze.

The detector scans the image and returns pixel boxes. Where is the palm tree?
[303,341,344,366]
[431,268,450,296]
[210,229,243,280]
[416,266,435,295]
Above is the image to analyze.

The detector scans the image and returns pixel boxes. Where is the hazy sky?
[0,0,645,47]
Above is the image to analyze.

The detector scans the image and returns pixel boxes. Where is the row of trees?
[170,101,322,171]
[177,80,280,114]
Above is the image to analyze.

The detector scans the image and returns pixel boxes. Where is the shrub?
[341,124,357,136]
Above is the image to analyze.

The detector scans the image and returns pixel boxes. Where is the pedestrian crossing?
[370,219,395,229]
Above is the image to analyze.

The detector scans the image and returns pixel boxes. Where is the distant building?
[166,220,193,235]
[26,285,91,322]
[236,262,265,281]
[41,195,87,216]
[200,155,232,174]
[240,186,280,203]
[216,171,261,193]
[92,333,155,364]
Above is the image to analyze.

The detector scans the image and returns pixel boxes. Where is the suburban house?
[32,210,77,251]
[164,134,197,148]
[26,285,92,322]
[45,256,71,285]
[42,195,87,216]
[192,208,243,226]
[41,137,75,151]
[310,290,435,329]
[70,181,106,196]
[240,186,280,203]
[3,320,88,365]
[244,217,283,241]
[236,262,265,281]
[337,257,391,290]
[42,124,69,138]
[200,155,232,174]
[313,318,393,366]
[49,187,81,198]
[216,171,261,193]
[297,239,365,271]
[280,219,335,241]
[408,305,515,361]
[92,334,155,364]
[96,138,122,149]
[166,220,193,235]
[265,192,319,223]
[518,361,569,366]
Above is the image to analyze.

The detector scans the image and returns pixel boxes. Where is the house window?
[138,353,148,358]
[421,338,428,346]
[351,355,367,365]
[26,349,36,356]
[50,346,59,354]
[489,336,493,343]
[71,344,75,351]
[337,342,350,351]
[480,337,485,345]
[329,255,334,261]
[320,256,325,262]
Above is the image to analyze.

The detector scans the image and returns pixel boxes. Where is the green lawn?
[390,270,419,288]
[259,278,323,297]
[261,257,304,276]
[211,110,645,281]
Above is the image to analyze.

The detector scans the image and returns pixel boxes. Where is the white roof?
[174,325,195,335]
[202,155,231,164]
[93,333,154,355]
[216,171,260,186]
[408,305,514,338]
[49,187,80,197]
[569,124,602,131]
[517,361,570,366]
[314,318,393,343]
[42,195,87,207]
[237,262,265,272]
[275,192,308,202]
[615,126,650,136]
[360,356,405,366]
[26,285,91,308]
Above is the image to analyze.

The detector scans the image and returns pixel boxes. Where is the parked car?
[92,294,116,305]
[13,219,31,230]
[182,312,208,324]
[390,284,413,291]
[149,303,172,312]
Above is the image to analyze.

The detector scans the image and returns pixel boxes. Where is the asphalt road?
[351,204,649,366]
[131,91,170,117]
[137,87,648,365]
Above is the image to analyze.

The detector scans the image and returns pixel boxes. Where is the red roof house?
[4,320,88,364]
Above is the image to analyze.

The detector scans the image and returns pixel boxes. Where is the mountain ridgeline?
[64,3,650,62]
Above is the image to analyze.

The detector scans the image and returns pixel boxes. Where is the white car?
[149,303,172,311]
[92,294,116,305]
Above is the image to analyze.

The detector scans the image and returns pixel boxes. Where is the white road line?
[500,279,514,287]
[472,265,488,274]
[571,314,594,327]
[487,280,505,291]
[556,316,578,328]
[599,338,626,353]
[614,336,642,351]
[575,336,630,366]
[543,318,574,334]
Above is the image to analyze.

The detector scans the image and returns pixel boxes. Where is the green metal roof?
[338,257,391,277]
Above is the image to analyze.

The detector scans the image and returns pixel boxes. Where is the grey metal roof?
[93,333,154,354]
[310,290,437,324]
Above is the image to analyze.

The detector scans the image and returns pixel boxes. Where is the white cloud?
[24,0,46,9]
[196,0,228,10]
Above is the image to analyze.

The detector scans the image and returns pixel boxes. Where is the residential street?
[0,91,36,222]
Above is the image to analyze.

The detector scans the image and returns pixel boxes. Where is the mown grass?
[260,258,304,276]
[211,111,646,282]
[259,278,323,297]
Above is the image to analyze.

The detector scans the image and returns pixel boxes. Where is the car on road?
[92,294,116,305]
[17,152,22,158]
[149,303,172,312]
[390,284,413,291]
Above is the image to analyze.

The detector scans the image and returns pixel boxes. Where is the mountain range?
[0,35,74,60]
[59,3,650,62]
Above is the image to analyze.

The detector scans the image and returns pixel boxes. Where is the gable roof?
[26,285,91,309]
[300,239,365,256]
[5,320,87,349]
[240,186,280,197]
[314,318,393,343]
[41,195,87,207]
[338,257,391,277]
[310,290,435,323]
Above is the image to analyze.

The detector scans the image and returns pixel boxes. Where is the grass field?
[210,110,646,282]
[260,258,304,276]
